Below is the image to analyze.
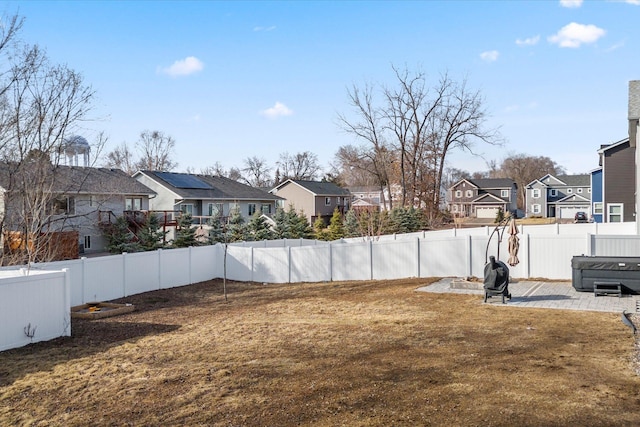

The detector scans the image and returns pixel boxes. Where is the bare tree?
[103,142,136,175]
[0,22,101,264]
[241,156,272,187]
[494,153,565,209]
[337,83,396,209]
[276,151,321,181]
[134,130,177,171]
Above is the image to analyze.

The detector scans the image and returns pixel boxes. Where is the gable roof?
[272,179,350,196]
[472,193,506,204]
[554,193,590,203]
[598,137,629,154]
[0,164,154,195]
[527,174,590,188]
[137,170,283,201]
[466,178,516,189]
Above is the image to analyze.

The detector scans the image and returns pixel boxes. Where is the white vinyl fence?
[3,221,640,351]
[0,269,70,352]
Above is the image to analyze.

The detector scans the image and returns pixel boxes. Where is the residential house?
[133,170,284,227]
[348,186,385,212]
[270,179,350,225]
[447,178,517,219]
[524,174,591,220]
[595,137,635,222]
[590,167,603,223]
[0,164,155,255]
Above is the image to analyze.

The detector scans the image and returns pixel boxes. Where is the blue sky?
[5,0,640,176]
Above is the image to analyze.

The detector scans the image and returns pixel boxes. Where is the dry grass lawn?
[1,278,639,426]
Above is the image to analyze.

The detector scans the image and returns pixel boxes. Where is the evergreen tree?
[137,214,167,250]
[313,216,330,241]
[344,209,360,238]
[173,213,198,247]
[327,208,345,240]
[207,213,226,244]
[272,206,290,239]
[101,216,142,253]
[248,211,275,241]
[227,205,249,242]
[288,207,312,239]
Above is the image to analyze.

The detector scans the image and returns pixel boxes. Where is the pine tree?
[288,207,312,239]
[248,211,275,241]
[313,216,330,241]
[137,214,167,250]
[227,205,248,242]
[272,206,290,239]
[207,213,225,244]
[344,209,360,238]
[173,213,197,247]
[101,216,142,253]
[327,208,345,240]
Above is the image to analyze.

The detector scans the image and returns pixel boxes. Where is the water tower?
[62,135,90,167]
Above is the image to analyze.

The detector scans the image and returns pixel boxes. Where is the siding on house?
[601,139,635,222]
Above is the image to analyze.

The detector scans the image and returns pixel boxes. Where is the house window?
[336,196,341,205]
[208,203,223,217]
[261,204,272,214]
[501,189,509,197]
[325,197,331,206]
[52,196,75,215]
[84,235,91,250]
[455,190,462,198]
[607,203,623,223]
[452,205,458,212]
[125,197,142,211]
[593,202,603,215]
[465,190,473,198]
[89,195,97,207]
[577,188,583,193]
[549,189,557,197]
[532,189,541,199]
[248,203,256,216]
[181,204,194,215]
[532,204,541,214]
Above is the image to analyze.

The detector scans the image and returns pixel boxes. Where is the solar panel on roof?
[156,172,212,189]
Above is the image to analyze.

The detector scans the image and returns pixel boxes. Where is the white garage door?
[559,207,582,219]
[476,207,499,218]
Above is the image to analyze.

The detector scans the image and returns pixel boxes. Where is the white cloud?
[560,0,583,8]
[260,102,293,119]
[516,35,540,46]
[254,26,276,32]
[548,22,606,48]
[625,0,640,4]
[480,50,499,62]
[158,56,204,77]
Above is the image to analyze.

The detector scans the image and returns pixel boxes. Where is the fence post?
[81,257,87,304]
[524,234,530,278]
[157,249,163,290]
[288,246,292,283]
[369,240,374,280]
[63,268,71,337]
[587,233,593,256]
[416,237,421,278]
[329,243,333,282]
[189,246,193,285]
[122,252,127,297]
[466,235,472,277]
[251,247,254,282]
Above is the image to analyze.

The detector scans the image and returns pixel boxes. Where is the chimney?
[629,81,640,147]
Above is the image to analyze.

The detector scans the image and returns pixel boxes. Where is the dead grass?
[1,278,639,426]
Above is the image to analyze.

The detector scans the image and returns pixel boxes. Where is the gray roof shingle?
[141,170,283,201]
[284,179,350,196]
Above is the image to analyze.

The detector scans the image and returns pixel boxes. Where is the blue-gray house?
[590,167,603,223]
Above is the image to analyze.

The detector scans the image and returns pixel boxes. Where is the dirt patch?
[1,278,639,426]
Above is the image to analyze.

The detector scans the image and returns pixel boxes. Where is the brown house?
[270,179,350,225]
[597,138,635,222]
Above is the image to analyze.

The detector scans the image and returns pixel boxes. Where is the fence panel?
[83,256,125,302]
[592,235,640,256]
[31,259,84,306]
[124,251,161,296]
[372,239,418,280]
[291,245,331,283]
[225,246,253,282]
[0,270,69,351]
[253,247,290,283]
[528,235,587,279]
[332,241,371,281]
[158,248,191,289]
[419,237,468,278]
[190,245,219,283]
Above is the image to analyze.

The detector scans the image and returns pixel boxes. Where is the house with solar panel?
[133,170,284,234]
